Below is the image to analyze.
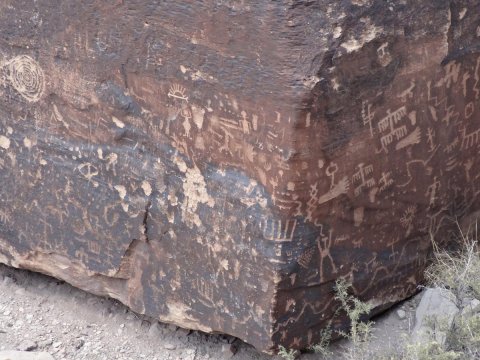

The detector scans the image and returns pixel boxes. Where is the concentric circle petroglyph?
[7,55,45,102]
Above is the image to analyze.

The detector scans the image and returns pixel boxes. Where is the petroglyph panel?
[0,0,479,355]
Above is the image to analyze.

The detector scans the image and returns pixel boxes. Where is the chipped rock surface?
[0,0,479,354]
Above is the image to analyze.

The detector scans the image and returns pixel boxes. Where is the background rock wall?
[0,0,479,353]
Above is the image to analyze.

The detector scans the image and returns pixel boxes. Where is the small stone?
[2,310,10,316]
[74,339,85,350]
[2,276,13,286]
[176,327,191,336]
[164,343,177,350]
[166,324,178,332]
[226,336,237,344]
[412,288,459,346]
[37,283,47,290]
[52,341,62,349]
[38,339,53,348]
[148,322,165,337]
[0,351,55,360]
[15,288,26,296]
[396,309,406,319]
[18,340,38,352]
[221,343,238,359]
[462,298,480,315]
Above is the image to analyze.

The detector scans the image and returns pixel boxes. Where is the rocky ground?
[0,264,422,360]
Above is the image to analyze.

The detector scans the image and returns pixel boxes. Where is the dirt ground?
[0,264,422,359]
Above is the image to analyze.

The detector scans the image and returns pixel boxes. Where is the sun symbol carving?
[400,205,417,230]
[167,83,189,103]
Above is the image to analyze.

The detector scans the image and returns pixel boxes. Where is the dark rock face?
[0,0,479,354]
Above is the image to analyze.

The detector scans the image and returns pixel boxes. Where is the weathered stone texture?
[0,0,479,354]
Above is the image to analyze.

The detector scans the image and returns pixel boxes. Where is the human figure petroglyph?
[386,236,401,261]
[316,229,337,282]
[217,128,235,156]
[305,112,311,128]
[38,214,53,244]
[425,176,441,208]
[462,72,471,97]
[0,209,11,225]
[377,42,392,67]
[77,162,99,187]
[441,104,460,126]
[464,159,474,182]
[427,81,460,126]
[423,206,449,238]
[105,153,118,175]
[240,111,251,134]
[181,107,192,138]
[473,56,480,100]
[429,104,439,122]
[354,207,364,227]
[427,127,436,152]
[325,162,338,189]
[436,61,461,89]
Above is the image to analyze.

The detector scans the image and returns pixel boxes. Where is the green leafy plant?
[396,221,480,360]
[334,278,374,345]
[425,224,480,303]
[278,345,298,360]
[308,326,332,357]
[402,341,462,360]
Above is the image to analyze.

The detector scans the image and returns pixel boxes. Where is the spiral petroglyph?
[7,55,45,102]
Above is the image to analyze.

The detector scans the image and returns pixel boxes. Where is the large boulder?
[0,0,479,354]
